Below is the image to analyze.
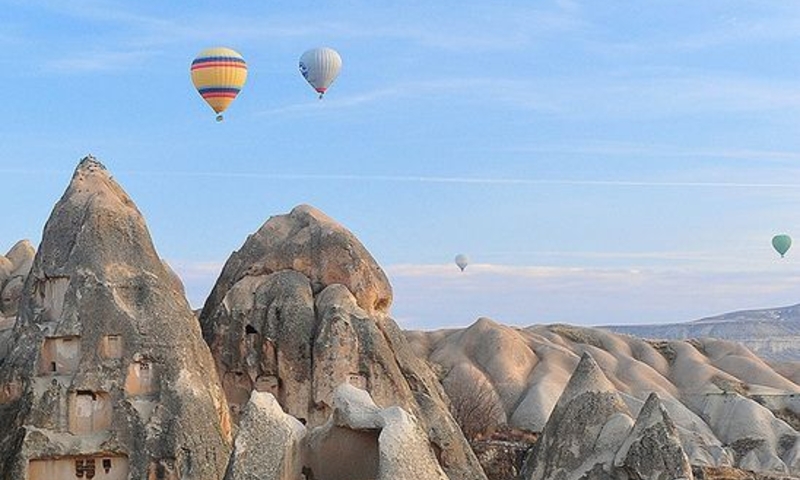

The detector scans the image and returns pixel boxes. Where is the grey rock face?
[200,206,486,480]
[224,391,305,480]
[521,352,634,480]
[615,392,694,480]
[0,240,34,317]
[0,156,232,480]
[304,384,449,480]
[0,240,35,364]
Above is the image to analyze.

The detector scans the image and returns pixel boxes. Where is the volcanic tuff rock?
[0,240,35,361]
[224,391,305,480]
[305,383,449,480]
[521,352,635,480]
[200,205,487,480]
[614,392,694,480]
[407,318,800,475]
[0,157,232,480]
[201,204,392,317]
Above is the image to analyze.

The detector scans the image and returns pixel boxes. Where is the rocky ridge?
[604,304,800,362]
[408,319,800,476]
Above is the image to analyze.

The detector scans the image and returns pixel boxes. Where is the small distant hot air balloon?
[299,47,342,99]
[190,47,248,121]
[772,234,792,258]
[455,254,469,272]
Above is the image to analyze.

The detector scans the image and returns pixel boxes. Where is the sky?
[4,0,800,330]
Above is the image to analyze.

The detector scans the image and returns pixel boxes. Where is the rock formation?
[0,240,35,362]
[614,392,693,480]
[305,384,450,480]
[200,204,487,480]
[408,319,800,476]
[521,352,635,480]
[224,391,305,480]
[0,157,232,480]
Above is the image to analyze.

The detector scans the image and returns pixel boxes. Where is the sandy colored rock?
[410,319,800,475]
[201,204,392,316]
[200,206,487,480]
[0,240,34,319]
[0,156,231,480]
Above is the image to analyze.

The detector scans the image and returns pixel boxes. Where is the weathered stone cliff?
[200,204,487,480]
[0,156,231,480]
[0,239,35,362]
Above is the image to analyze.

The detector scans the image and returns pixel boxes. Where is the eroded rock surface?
[200,206,486,480]
[305,384,449,480]
[0,156,231,480]
[615,392,694,480]
[224,391,305,480]
[521,352,634,480]
[201,204,392,316]
[409,318,800,476]
[0,240,34,362]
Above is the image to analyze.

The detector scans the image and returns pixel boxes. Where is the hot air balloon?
[772,234,792,258]
[299,47,342,99]
[190,47,248,121]
[455,254,469,272]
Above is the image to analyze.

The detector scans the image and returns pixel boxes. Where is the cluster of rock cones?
[0,156,797,480]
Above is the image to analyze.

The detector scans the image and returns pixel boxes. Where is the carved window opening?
[39,336,81,375]
[101,335,123,359]
[69,391,111,434]
[245,324,258,334]
[75,458,96,478]
[29,455,129,480]
[125,359,157,396]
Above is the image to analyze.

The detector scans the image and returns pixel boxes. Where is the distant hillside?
[603,303,800,361]
[407,318,800,476]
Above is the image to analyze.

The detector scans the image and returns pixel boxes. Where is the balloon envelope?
[191,47,248,119]
[299,47,342,98]
[772,234,792,258]
[455,254,469,272]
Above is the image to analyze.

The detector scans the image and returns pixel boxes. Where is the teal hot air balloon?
[772,234,792,258]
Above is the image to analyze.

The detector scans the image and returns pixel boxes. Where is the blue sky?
[4,0,800,329]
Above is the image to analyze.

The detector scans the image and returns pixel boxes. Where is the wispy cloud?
[387,262,800,328]
[44,49,160,73]
[111,169,800,191]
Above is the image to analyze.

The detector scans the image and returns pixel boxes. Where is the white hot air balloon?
[455,254,469,272]
[299,47,342,99]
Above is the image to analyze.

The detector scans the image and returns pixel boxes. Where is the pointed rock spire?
[521,352,633,480]
[0,156,231,480]
[615,392,694,480]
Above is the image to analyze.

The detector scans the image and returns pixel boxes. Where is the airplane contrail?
[4,168,800,189]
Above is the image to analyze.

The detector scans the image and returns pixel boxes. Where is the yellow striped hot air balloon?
[190,47,248,121]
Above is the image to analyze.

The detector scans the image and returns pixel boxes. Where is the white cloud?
[387,262,800,329]
[44,49,159,73]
